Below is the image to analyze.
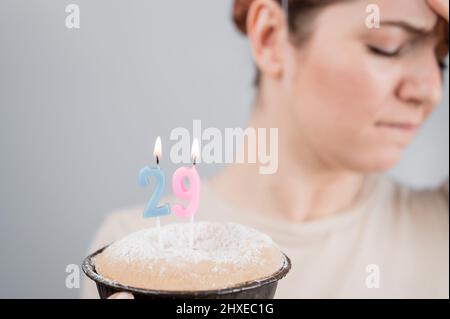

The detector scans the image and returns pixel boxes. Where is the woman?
[83,0,449,299]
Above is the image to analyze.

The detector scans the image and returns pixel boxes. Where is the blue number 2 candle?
[139,137,170,247]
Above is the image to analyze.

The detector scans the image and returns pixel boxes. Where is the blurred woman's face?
[284,0,448,172]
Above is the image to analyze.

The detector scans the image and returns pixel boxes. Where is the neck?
[210,98,367,222]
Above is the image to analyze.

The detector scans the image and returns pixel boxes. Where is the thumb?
[107,292,135,299]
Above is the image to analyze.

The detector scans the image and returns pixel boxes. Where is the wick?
[156,155,160,166]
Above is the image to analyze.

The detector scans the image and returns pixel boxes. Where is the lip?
[375,122,420,132]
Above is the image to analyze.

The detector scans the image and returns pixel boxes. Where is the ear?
[246,0,287,81]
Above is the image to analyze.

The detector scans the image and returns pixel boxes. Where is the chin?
[344,148,402,173]
[368,149,403,172]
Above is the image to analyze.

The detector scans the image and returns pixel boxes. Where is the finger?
[107,292,135,299]
[427,0,449,22]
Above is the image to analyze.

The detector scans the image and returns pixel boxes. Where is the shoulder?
[388,176,448,215]
[87,205,146,253]
[380,175,449,237]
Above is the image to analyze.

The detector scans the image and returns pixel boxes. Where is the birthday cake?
[94,221,286,291]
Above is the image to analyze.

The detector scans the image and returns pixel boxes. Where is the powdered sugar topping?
[101,222,275,266]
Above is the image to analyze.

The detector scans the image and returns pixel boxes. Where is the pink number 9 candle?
[172,166,200,217]
[172,138,200,248]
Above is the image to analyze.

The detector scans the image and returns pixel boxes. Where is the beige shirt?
[81,174,449,299]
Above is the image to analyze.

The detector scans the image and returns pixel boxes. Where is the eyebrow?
[380,21,435,35]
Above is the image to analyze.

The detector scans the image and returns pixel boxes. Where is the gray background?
[0,0,448,298]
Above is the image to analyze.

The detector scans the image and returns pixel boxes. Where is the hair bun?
[233,0,256,34]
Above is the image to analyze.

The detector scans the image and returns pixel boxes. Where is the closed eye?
[367,45,402,58]
[368,45,448,71]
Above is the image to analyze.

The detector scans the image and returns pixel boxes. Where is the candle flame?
[154,136,162,161]
[191,138,199,164]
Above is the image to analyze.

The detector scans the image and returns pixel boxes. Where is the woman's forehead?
[371,0,438,30]
[315,0,441,36]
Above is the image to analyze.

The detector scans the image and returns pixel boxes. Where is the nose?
[396,51,443,113]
